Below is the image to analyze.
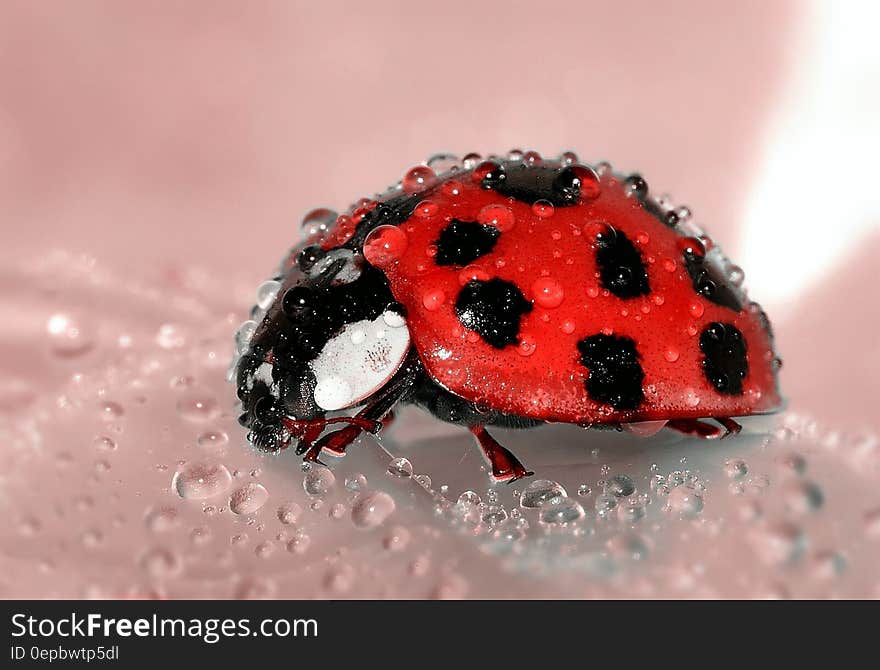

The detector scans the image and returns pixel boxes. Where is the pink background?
[1,1,878,598]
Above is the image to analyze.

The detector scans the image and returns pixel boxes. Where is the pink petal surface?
[1,1,878,598]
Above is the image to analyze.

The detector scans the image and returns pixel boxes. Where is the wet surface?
[1,1,877,600]
[1,251,878,599]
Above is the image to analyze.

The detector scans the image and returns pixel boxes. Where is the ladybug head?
[235,244,410,452]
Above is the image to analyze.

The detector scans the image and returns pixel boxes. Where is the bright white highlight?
[740,1,880,309]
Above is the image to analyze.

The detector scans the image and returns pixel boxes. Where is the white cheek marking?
[309,310,410,411]
[313,376,354,412]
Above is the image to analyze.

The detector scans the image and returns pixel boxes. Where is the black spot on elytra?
[699,322,748,395]
[594,228,650,298]
[683,250,742,312]
[455,278,532,349]
[488,162,583,207]
[434,219,500,266]
[577,334,645,410]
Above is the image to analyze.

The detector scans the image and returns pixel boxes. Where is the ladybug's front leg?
[299,354,421,463]
[469,425,534,483]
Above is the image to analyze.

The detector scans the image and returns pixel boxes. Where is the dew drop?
[622,420,668,437]
[277,502,302,525]
[402,165,437,193]
[441,180,464,197]
[457,490,481,508]
[422,288,446,312]
[516,334,537,357]
[728,265,745,286]
[176,391,220,422]
[427,153,459,173]
[98,400,124,421]
[477,204,515,232]
[139,547,182,578]
[286,533,311,555]
[531,277,564,308]
[351,491,395,529]
[539,496,584,526]
[172,461,232,500]
[461,152,483,170]
[532,199,555,218]
[190,526,211,545]
[229,482,269,515]
[724,458,749,480]
[382,526,411,551]
[617,498,647,523]
[197,430,228,448]
[482,505,508,527]
[387,457,413,478]
[255,541,275,559]
[520,479,567,508]
[234,320,258,355]
[235,576,277,600]
[93,435,117,452]
[684,389,701,408]
[594,492,618,517]
[493,520,527,542]
[255,280,282,310]
[473,160,505,188]
[144,506,180,532]
[363,225,409,268]
[46,313,94,357]
[605,474,635,497]
[301,208,337,240]
[414,199,439,218]
[666,486,704,517]
[303,466,336,497]
[344,474,368,492]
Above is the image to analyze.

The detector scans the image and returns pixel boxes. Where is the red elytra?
[356,166,781,425]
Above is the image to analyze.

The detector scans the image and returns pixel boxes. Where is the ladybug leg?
[666,418,724,439]
[300,354,421,463]
[283,416,380,456]
[469,425,534,483]
[715,417,743,438]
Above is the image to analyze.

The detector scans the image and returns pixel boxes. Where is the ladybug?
[231,151,782,482]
